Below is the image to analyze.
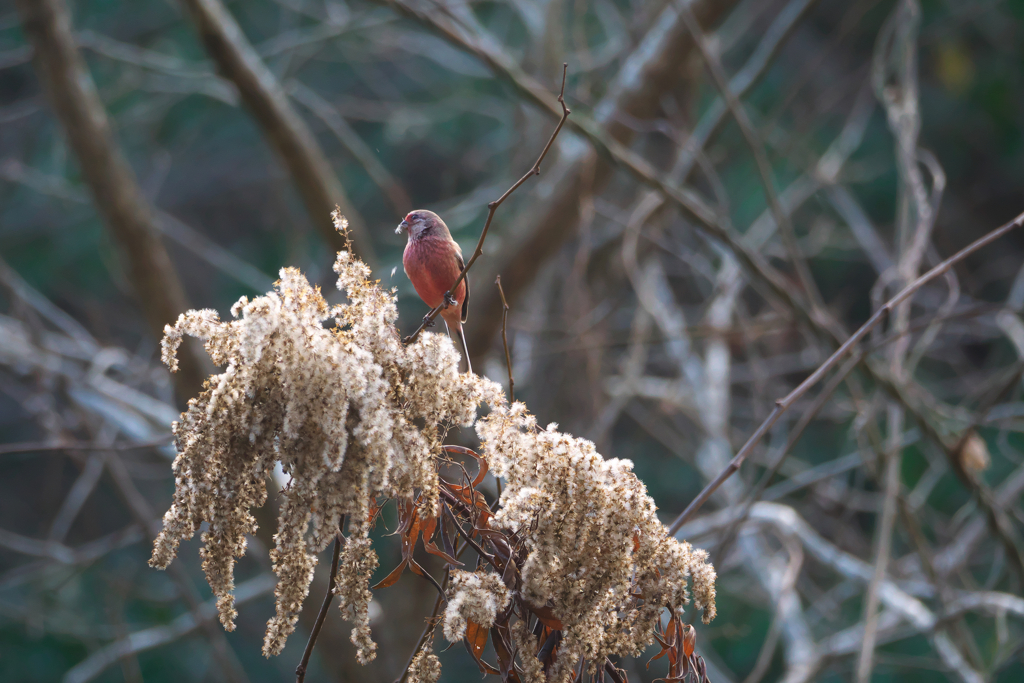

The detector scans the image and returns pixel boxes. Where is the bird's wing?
[455,246,469,324]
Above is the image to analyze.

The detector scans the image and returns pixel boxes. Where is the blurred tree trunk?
[15,0,207,403]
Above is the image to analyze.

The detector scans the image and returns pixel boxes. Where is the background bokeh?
[2,0,1024,681]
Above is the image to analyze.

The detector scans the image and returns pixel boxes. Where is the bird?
[397,210,472,373]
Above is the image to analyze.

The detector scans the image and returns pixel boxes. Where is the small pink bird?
[397,210,472,373]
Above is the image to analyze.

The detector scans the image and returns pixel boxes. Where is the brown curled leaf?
[371,558,408,589]
[443,445,488,487]
[529,602,564,631]
[681,623,695,658]
[464,620,499,674]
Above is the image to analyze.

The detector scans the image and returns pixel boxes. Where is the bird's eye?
[405,212,417,223]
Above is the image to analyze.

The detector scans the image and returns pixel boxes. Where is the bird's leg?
[422,314,436,328]
[443,290,457,308]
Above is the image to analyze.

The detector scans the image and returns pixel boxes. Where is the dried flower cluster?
[151,217,500,658]
[443,569,511,641]
[476,403,717,678]
[150,236,714,678]
[407,637,442,683]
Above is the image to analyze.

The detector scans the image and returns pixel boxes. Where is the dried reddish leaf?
[490,625,522,683]
[529,603,564,631]
[443,445,488,487]
[422,514,461,565]
[537,628,561,668]
[463,620,499,674]
[681,624,695,658]
[371,558,408,589]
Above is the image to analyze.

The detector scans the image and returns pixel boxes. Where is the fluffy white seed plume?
[443,569,511,641]
[476,402,717,679]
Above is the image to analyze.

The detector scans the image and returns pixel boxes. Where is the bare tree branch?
[179,0,377,267]
[669,208,1024,535]
[62,574,275,683]
[377,0,741,358]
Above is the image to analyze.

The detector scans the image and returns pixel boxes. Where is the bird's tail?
[444,320,473,374]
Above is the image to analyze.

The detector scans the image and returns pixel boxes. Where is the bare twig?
[179,0,377,267]
[495,275,514,402]
[677,0,824,311]
[287,79,412,217]
[395,536,471,683]
[14,0,205,400]
[856,403,903,683]
[295,519,345,683]
[402,63,570,345]
[669,208,1024,535]
[713,352,864,563]
[0,434,173,457]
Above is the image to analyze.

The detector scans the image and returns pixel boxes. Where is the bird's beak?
[395,220,409,235]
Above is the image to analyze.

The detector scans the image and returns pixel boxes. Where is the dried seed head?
[151,244,714,678]
[406,636,441,683]
[443,569,510,641]
[152,249,501,657]
[476,402,716,676]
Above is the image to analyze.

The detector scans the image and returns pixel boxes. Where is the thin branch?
[395,537,472,683]
[287,79,412,217]
[0,434,173,457]
[669,209,1024,535]
[677,0,825,311]
[179,0,377,267]
[402,63,570,345]
[496,275,514,402]
[295,519,345,683]
[396,590,444,683]
[856,403,903,683]
[439,497,499,571]
[713,352,863,563]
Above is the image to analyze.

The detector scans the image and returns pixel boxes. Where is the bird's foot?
[422,315,436,328]
[444,291,457,308]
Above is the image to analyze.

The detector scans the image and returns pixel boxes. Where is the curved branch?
[180,0,377,267]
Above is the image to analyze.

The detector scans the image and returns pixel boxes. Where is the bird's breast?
[403,238,466,309]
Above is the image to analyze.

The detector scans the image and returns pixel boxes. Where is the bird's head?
[396,210,445,240]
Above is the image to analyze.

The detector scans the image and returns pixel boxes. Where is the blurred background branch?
[12,0,206,400]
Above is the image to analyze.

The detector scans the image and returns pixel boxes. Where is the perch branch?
[402,63,569,345]
[496,275,514,402]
